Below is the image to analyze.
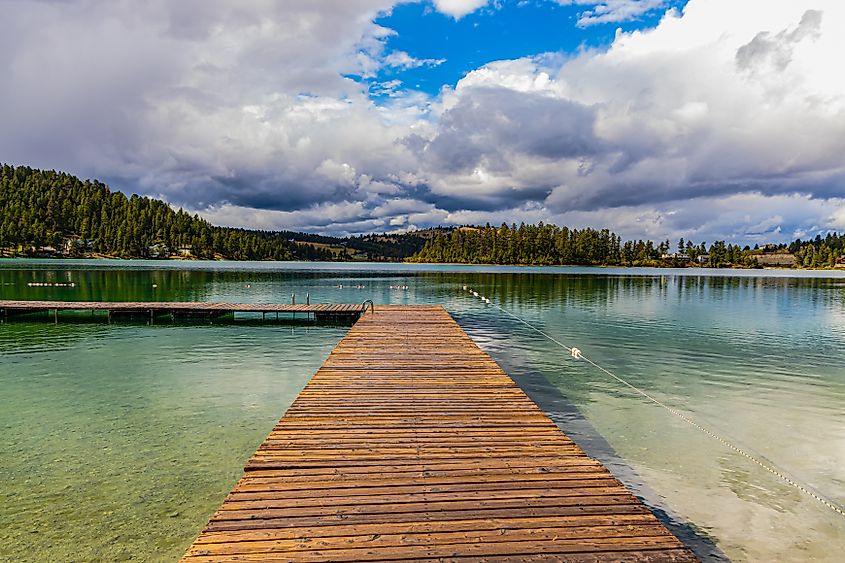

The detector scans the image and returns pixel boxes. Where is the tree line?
[787,234,845,268]
[0,165,336,260]
[408,224,625,265]
[2,164,842,267]
[408,223,844,268]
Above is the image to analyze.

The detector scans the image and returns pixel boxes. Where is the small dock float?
[0,300,366,323]
[182,305,697,562]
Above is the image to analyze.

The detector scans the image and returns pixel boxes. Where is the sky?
[2,0,845,244]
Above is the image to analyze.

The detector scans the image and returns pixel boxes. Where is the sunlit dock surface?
[181,304,697,562]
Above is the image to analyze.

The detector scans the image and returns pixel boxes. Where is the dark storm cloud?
[183,174,354,212]
[420,87,601,174]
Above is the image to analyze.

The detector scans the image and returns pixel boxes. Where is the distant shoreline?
[3,254,844,272]
[406,260,845,271]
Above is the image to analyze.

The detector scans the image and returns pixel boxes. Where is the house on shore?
[661,252,691,262]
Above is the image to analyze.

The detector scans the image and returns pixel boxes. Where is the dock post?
[107,310,111,324]
[306,293,310,305]
[291,293,296,305]
[54,308,58,324]
[150,309,154,326]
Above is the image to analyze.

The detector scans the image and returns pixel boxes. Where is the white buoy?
[570,347,582,359]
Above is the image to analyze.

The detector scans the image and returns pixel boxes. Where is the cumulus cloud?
[0,0,421,212]
[736,9,823,73]
[557,1,668,27]
[411,1,845,238]
[2,0,845,243]
[431,0,491,19]
[198,197,440,236]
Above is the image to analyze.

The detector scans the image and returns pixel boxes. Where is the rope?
[463,286,845,519]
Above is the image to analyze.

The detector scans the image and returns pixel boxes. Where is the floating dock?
[0,300,365,323]
[182,305,696,562]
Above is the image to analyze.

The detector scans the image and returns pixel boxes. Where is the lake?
[1,259,844,562]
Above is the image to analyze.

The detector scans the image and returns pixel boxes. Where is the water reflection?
[1,260,844,562]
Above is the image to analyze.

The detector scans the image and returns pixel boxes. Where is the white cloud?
[3,0,845,243]
[384,50,445,70]
[413,0,845,240]
[431,0,490,19]
[0,0,423,213]
[196,197,439,236]
[557,1,667,27]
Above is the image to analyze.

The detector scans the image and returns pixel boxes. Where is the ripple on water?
[3,265,845,562]
[0,322,345,562]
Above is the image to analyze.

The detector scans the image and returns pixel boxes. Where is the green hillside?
[2,164,842,268]
[0,165,324,260]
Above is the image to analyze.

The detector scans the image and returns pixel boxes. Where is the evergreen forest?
[407,224,845,268]
[2,164,842,268]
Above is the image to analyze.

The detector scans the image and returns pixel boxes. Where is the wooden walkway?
[182,305,697,562]
[0,300,364,322]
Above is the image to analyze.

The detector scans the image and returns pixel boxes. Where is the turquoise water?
[1,260,844,561]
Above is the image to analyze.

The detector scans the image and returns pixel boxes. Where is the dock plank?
[0,300,364,320]
[181,305,697,562]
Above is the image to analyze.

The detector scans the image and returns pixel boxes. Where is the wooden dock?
[0,300,365,322]
[182,305,696,562]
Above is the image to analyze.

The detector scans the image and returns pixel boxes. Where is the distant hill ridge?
[1,164,842,267]
[0,165,429,261]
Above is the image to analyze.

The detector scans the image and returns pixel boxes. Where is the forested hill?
[0,165,318,259]
[408,224,640,266]
[2,164,843,267]
[407,224,845,268]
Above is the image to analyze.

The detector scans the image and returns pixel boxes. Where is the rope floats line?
[462,286,845,520]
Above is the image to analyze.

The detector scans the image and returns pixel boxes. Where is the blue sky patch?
[369,0,689,98]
